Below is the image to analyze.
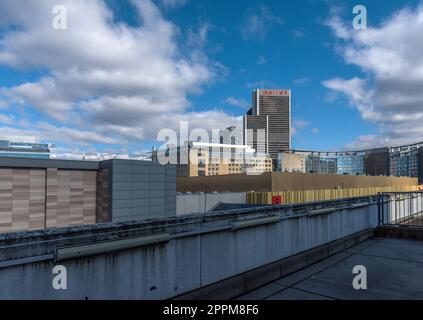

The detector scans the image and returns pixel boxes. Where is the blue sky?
[1,0,423,157]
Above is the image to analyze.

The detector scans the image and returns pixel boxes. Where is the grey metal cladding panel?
[165,164,177,174]
[113,215,134,223]
[166,204,176,212]
[99,159,113,169]
[166,201,176,210]
[112,199,132,209]
[130,214,151,222]
[132,173,150,182]
[166,205,176,213]
[166,200,176,207]
[65,160,99,170]
[165,194,176,201]
[150,174,166,183]
[112,207,132,217]
[132,207,151,216]
[150,182,166,191]
[33,159,68,168]
[166,174,176,183]
[111,159,134,166]
[113,182,132,191]
[112,173,132,183]
[0,157,100,170]
[166,186,176,193]
[132,182,150,191]
[166,208,177,217]
[132,198,149,207]
[0,157,31,167]
[150,191,164,198]
[150,198,164,207]
[131,189,150,198]
[113,164,132,174]
[150,165,166,175]
[112,191,132,200]
[150,206,166,216]
[132,166,150,174]
[132,160,152,167]
[166,180,176,188]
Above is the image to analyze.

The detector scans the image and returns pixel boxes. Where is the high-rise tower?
[244,89,291,167]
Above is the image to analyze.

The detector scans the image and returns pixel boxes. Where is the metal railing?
[378,191,423,227]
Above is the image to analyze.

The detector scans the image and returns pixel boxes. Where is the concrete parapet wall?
[177,172,419,193]
[176,192,246,215]
[248,186,423,205]
[0,196,380,299]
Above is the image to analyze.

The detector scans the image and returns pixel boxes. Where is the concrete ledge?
[231,216,280,231]
[350,202,369,209]
[0,157,99,170]
[173,228,375,300]
[376,225,423,241]
[308,207,336,216]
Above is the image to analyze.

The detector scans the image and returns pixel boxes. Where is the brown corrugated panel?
[96,168,110,223]
[0,168,46,233]
[46,168,58,228]
[46,169,97,229]
[0,169,13,233]
[177,172,272,193]
[177,172,418,193]
[28,169,46,230]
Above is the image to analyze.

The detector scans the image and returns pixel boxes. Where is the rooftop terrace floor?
[236,237,423,300]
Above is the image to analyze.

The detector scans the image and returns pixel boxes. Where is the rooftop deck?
[237,237,423,300]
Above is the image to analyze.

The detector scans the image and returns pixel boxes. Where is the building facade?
[0,136,51,159]
[389,144,421,179]
[174,142,272,177]
[0,158,176,233]
[244,89,291,168]
[280,150,371,176]
[280,142,423,183]
[364,148,390,176]
[337,153,365,175]
[278,152,306,173]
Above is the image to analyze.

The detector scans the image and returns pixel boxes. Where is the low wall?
[177,192,246,215]
[0,196,380,299]
[0,158,177,234]
[248,186,423,205]
[0,167,97,233]
[177,172,419,193]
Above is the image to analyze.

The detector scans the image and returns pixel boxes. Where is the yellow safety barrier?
[247,186,423,205]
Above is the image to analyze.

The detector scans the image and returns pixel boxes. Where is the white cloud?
[292,119,310,136]
[292,30,305,38]
[0,0,236,151]
[225,97,250,109]
[293,77,309,85]
[258,56,267,65]
[0,114,13,125]
[160,0,188,10]
[0,123,119,147]
[239,4,283,41]
[324,5,423,148]
[245,80,278,89]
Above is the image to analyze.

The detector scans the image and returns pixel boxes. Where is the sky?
[0,0,423,157]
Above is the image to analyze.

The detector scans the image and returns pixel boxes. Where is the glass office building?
[285,151,365,176]
[305,154,337,174]
[279,142,423,183]
[0,137,51,159]
[337,153,365,175]
[389,145,421,178]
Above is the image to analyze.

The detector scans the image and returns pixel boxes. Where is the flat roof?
[237,237,423,300]
[0,157,100,170]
